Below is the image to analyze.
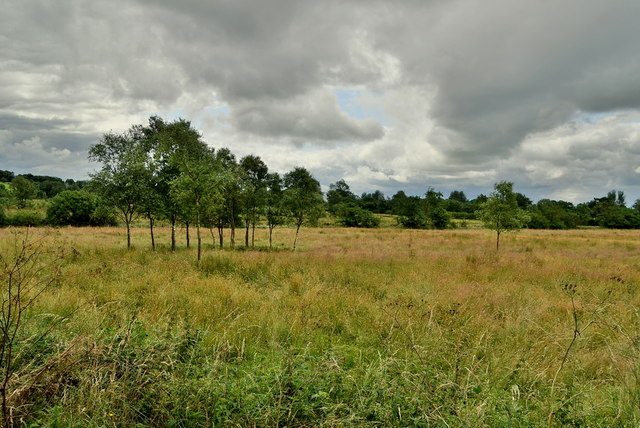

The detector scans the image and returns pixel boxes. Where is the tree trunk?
[496,230,501,251]
[171,214,176,252]
[186,221,190,248]
[218,225,224,249]
[149,216,155,250]
[209,227,216,246]
[126,220,131,249]
[244,218,250,247]
[292,222,302,251]
[230,204,236,249]
[269,225,274,250]
[252,221,256,247]
[196,216,202,262]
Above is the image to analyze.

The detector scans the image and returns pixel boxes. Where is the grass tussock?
[2,226,640,426]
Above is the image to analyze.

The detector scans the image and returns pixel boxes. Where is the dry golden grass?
[2,225,640,426]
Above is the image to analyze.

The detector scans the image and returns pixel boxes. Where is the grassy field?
[1,226,640,426]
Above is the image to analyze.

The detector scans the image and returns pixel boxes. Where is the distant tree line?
[3,116,640,239]
[326,179,640,230]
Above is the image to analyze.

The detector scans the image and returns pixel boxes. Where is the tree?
[216,148,244,249]
[265,172,285,249]
[283,167,324,251]
[141,116,212,251]
[528,199,579,230]
[476,181,530,250]
[586,190,639,228]
[326,179,357,214]
[37,179,65,198]
[0,171,14,183]
[448,190,468,203]
[11,176,37,208]
[171,150,222,261]
[240,155,268,247]
[360,190,389,213]
[89,128,148,249]
[424,187,450,229]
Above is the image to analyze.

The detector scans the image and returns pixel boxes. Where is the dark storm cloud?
[231,89,384,143]
[2,0,640,200]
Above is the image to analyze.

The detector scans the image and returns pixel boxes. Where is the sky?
[2,0,640,203]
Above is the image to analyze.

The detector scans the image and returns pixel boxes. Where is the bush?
[90,204,118,227]
[337,204,380,228]
[47,191,96,226]
[46,190,117,226]
[430,207,451,229]
[7,211,44,227]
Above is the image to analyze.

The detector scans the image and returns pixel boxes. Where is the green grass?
[2,226,640,426]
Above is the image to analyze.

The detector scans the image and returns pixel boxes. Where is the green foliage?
[170,150,222,260]
[283,167,324,249]
[11,176,38,208]
[477,181,530,249]
[326,179,357,214]
[597,205,640,228]
[89,127,151,247]
[240,155,269,247]
[7,211,45,226]
[582,190,640,229]
[336,203,380,228]
[0,170,14,182]
[46,190,115,226]
[359,190,390,213]
[38,179,66,198]
[448,190,468,203]
[527,199,581,229]
[430,206,451,229]
[283,167,324,226]
[424,188,451,229]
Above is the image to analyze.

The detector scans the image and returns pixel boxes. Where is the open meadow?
[2,226,640,426]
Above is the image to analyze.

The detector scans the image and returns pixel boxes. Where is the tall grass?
[2,226,640,426]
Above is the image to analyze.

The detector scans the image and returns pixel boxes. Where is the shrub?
[337,204,380,228]
[47,191,96,226]
[46,190,116,226]
[430,207,451,229]
[7,211,44,227]
[89,204,118,227]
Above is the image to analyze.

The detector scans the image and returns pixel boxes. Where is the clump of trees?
[326,180,379,228]
[88,116,325,256]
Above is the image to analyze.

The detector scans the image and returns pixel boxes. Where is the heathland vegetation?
[1,227,640,426]
[2,116,640,425]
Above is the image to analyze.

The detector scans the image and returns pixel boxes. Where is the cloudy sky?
[2,0,640,203]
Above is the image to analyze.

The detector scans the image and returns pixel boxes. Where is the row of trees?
[88,116,324,258]
[326,179,640,230]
